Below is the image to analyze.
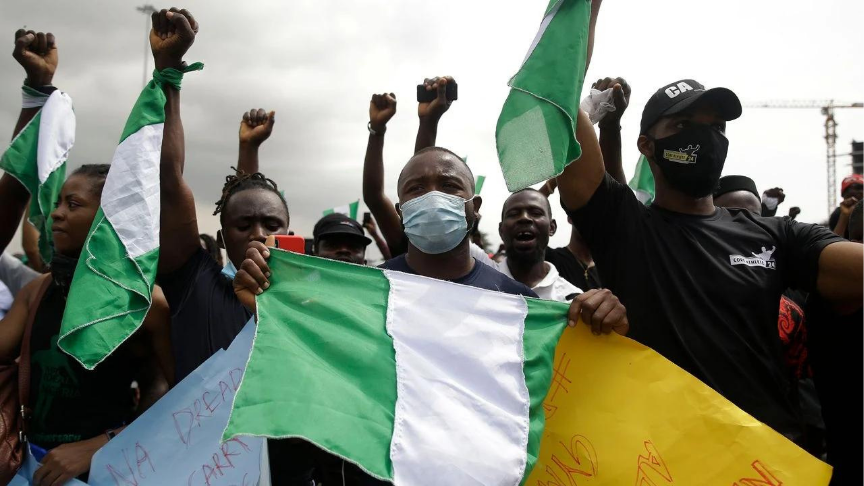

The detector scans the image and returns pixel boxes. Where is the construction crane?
[745,100,863,213]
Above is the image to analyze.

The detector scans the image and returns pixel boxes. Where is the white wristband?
[22,86,50,109]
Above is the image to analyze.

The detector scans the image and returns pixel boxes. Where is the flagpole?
[136,5,156,89]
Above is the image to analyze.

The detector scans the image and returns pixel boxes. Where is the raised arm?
[816,241,864,315]
[152,8,201,274]
[237,108,275,174]
[362,215,393,261]
[363,92,407,255]
[0,30,57,254]
[592,76,630,185]
[414,75,455,153]
[832,196,857,237]
[557,109,606,210]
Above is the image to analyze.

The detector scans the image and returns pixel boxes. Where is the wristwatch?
[367,122,386,136]
[105,428,119,441]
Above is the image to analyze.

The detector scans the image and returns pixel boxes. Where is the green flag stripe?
[58,210,159,368]
[474,175,486,195]
[225,250,396,480]
[34,167,66,262]
[521,298,568,483]
[119,83,167,143]
[0,111,41,188]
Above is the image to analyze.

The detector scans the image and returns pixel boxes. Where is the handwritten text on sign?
[89,321,264,486]
[525,323,832,485]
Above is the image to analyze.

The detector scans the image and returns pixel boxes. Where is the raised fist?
[762,187,786,204]
[592,76,631,127]
[13,29,57,87]
[239,108,275,146]
[150,7,198,70]
[369,93,396,133]
[418,76,455,120]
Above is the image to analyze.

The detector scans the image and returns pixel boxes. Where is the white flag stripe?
[100,123,163,258]
[384,270,530,486]
[36,91,75,184]
[519,0,564,67]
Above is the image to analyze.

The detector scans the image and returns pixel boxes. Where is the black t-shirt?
[380,254,539,298]
[29,280,138,450]
[566,174,843,438]
[544,247,601,290]
[157,247,251,381]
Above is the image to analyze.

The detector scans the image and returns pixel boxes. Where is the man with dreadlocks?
[160,168,289,380]
[152,8,290,383]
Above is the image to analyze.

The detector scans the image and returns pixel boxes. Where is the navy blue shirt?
[380,254,538,298]
[157,248,251,381]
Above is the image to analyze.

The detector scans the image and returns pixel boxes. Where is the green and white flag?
[59,64,202,369]
[629,154,655,205]
[225,250,565,485]
[0,87,75,263]
[323,200,359,220]
[474,174,486,195]
[495,0,592,192]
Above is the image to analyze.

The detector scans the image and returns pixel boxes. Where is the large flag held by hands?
[0,86,75,263]
[224,250,565,484]
[59,64,201,369]
[226,250,831,485]
[496,0,592,192]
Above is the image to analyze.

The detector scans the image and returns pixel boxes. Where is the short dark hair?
[397,147,474,194]
[70,164,111,195]
[502,188,553,219]
[213,167,289,223]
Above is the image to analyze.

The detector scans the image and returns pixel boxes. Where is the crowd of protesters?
[0,3,862,486]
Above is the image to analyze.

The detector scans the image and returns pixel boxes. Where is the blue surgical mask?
[218,230,237,279]
[401,191,473,254]
[221,260,238,279]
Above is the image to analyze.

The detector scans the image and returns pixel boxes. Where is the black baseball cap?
[714,175,760,200]
[640,79,742,135]
[313,213,372,246]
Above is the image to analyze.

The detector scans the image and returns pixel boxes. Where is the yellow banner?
[526,324,832,485]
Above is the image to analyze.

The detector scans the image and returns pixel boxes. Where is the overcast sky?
[2,0,862,259]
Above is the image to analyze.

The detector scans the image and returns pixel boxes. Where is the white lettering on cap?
[664,82,695,99]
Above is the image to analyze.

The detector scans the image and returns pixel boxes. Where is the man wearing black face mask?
[555,79,863,443]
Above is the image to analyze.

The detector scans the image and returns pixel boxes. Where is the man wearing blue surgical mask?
[378,146,536,295]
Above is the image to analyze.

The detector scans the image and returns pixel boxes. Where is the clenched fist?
[240,108,275,146]
[369,93,396,133]
[418,76,455,120]
[13,29,57,87]
[150,7,198,71]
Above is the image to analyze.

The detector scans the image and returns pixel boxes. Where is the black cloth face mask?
[650,124,729,198]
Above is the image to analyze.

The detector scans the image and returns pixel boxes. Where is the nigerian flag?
[225,250,565,485]
[629,154,655,205]
[323,200,359,220]
[59,64,202,369]
[495,0,591,192]
[474,174,486,195]
[0,87,75,263]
